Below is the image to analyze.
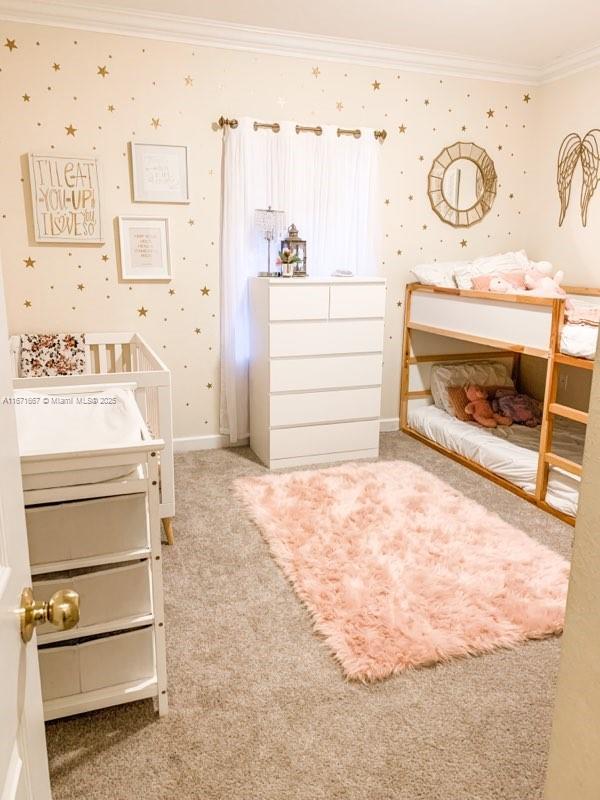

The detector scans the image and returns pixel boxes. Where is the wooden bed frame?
[9,332,175,544]
[400,282,599,525]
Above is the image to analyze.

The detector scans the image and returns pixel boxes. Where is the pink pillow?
[471,270,526,291]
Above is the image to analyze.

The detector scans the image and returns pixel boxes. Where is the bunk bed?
[400,282,598,524]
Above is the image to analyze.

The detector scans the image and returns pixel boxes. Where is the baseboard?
[174,433,249,452]
[175,419,399,452]
[379,417,400,432]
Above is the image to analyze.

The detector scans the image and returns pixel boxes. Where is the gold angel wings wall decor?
[557,129,600,227]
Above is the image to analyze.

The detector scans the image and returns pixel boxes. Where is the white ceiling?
[67,0,600,68]
[3,0,600,82]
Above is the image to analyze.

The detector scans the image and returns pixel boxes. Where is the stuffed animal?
[492,387,542,427]
[523,262,566,298]
[464,384,512,428]
[471,270,526,293]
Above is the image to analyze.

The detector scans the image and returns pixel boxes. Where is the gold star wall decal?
[24,299,31,307]
[201,286,210,296]
[461,125,467,132]
[311,66,320,77]
[22,93,30,102]
[194,327,201,334]
[151,117,160,129]
[424,98,430,105]
[336,101,343,111]
[137,306,148,317]
[523,93,531,103]
[184,75,193,86]
[77,283,85,291]
[206,382,213,389]
[101,254,109,262]
[398,124,406,133]
[372,80,381,90]
[97,65,109,77]
[65,124,77,136]
[23,257,35,268]
[460,239,468,247]
[168,288,175,295]
[107,104,115,112]
[52,62,60,71]
[384,199,390,205]
[188,218,194,225]
[4,38,17,52]
[487,108,495,118]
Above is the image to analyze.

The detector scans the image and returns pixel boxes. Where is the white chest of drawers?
[248,277,386,469]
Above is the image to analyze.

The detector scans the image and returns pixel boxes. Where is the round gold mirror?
[428,141,497,227]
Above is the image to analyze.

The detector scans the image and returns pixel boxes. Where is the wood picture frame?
[130,142,189,204]
[118,215,171,281]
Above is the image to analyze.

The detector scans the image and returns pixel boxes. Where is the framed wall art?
[29,153,103,243]
[130,142,190,203]
[118,215,171,281]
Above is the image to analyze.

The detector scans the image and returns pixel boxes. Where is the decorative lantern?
[280,224,307,277]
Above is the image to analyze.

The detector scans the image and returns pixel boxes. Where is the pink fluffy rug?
[235,460,569,681]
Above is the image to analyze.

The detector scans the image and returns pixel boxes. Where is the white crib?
[9,332,175,534]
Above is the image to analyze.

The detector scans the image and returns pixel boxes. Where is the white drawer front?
[269,284,329,321]
[270,353,383,392]
[270,419,380,460]
[270,320,384,357]
[27,494,148,567]
[39,627,155,701]
[34,561,152,637]
[329,283,385,319]
[271,387,380,427]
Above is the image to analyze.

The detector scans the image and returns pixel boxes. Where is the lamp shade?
[254,206,286,238]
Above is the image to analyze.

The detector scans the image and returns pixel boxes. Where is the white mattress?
[15,386,146,490]
[408,404,585,517]
[560,323,598,360]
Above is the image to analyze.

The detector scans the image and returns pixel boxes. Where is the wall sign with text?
[29,153,103,243]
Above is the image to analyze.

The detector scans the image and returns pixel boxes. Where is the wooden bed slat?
[544,452,583,477]
[407,322,548,358]
[407,350,517,364]
[555,353,594,370]
[549,403,589,425]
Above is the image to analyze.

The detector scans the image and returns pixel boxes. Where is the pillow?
[19,333,86,377]
[454,250,529,290]
[411,261,470,288]
[446,385,471,421]
[430,361,514,415]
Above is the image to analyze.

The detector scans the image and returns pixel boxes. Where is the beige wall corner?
[544,341,600,800]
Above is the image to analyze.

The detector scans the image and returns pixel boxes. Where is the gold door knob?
[20,587,80,643]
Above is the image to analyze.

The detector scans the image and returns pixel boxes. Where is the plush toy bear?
[464,384,512,428]
[492,387,542,427]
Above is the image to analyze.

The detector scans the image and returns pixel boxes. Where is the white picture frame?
[29,153,104,243]
[130,142,189,203]
[118,215,171,281]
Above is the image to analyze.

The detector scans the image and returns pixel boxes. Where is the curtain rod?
[218,116,387,142]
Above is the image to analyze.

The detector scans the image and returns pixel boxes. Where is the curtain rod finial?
[218,116,238,129]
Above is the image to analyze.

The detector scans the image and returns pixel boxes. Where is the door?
[0,263,52,799]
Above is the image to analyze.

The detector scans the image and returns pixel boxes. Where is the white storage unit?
[24,442,168,721]
[249,277,386,469]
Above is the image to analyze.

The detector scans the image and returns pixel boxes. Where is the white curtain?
[220,117,381,442]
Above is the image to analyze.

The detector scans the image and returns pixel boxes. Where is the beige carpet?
[46,432,571,800]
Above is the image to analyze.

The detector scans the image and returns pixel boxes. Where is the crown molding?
[541,42,600,84]
[0,0,598,86]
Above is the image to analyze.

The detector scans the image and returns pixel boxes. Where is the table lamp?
[254,206,286,277]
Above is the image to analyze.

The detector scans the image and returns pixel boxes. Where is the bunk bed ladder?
[536,299,587,501]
